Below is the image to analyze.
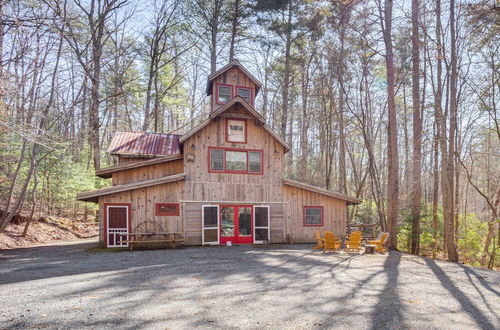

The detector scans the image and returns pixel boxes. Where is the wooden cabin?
[77,59,362,248]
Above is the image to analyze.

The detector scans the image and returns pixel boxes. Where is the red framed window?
[208,147,263,175]
[216,83,233,104]
[225,118,247,143]
[236,86,253,105]
[303,206,324,226]
[155,203,180,216]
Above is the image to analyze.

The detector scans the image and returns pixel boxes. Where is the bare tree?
[381,0,399,249]
[410,0,422,254]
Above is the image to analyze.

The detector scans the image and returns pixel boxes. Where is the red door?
[106,205,129,247]
[220,205,253,244]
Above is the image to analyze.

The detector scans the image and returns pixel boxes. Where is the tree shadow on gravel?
[370,251,404,330]
[424,258,495,330]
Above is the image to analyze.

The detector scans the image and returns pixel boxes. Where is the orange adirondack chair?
[323,232,341,252]
[345,231,362,252]
[368,232,389,253]
[313,231,325,250]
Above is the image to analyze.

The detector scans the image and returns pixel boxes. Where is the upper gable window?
[226,118,246,143]
[217,84,232,104]
[237,87,252,105]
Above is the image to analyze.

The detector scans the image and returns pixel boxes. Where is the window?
[217,84,232,104]
[248,151,262,173]
[208,147,263,175]
[226,151,247,171]
[304,206,324,226]
[156,203,180,216]
[236,87,252,104]
[226,118,246,143]
[210,148,224,171]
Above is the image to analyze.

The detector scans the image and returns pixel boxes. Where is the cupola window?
[236,87,252,104]
[217,84,232,104]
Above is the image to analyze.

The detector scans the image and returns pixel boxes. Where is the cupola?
[206,59,262,112]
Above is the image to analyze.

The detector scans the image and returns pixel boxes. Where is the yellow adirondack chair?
[368,232,389,253]
[313,231,325,250]
[323,232,341,252]
[345,231,362,252]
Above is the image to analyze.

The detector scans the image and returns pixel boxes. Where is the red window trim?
[225,117,247,144]
[208,146,264,175]
[215,83,233,105]
[303,206,324,227]
[155,203,180,216]
[236,86,254,106]
[103,203,132,248]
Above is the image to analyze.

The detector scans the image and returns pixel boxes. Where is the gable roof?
[209,96,265,123]
[206,59,262,95]
[108,132,181,157]
[95,154,183,178]
[77,173,186,203]
[178,99,290,152]
[282,179,362,205]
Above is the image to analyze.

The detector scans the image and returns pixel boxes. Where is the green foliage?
[353,200,378,225]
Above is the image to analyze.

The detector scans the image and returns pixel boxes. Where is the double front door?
[220,205,252,244]
[202,204,270,245]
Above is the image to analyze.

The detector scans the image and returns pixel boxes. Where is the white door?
[253,205,270,244]
[202,205,220,245]
[106,206,129,247]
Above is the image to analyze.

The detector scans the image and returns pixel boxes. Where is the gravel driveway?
[0,239,498,329]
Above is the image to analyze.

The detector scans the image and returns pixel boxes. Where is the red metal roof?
[108,132,181,157]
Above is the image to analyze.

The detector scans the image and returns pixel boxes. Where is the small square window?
[237,87,252,104]
[304,206,323,226]
[156,203,180,216]
[226,119,246,143]
[217,85,232,104]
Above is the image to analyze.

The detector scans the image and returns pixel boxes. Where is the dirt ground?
[0,240,498,329]
[0,217,98,249]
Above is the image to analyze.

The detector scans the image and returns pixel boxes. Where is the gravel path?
[1,240,499,329]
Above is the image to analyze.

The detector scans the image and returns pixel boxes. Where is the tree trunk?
[445,0,459,261]
[410,0,422,254]
[228,0,240,61]
[383,0,399,249]
[281,1,293,139]
[432,124,439,257]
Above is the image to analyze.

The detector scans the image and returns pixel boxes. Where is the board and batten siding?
[98,180,184,247]
[112,159,184,186]
[182,106,287,244]
[283,185,346,243]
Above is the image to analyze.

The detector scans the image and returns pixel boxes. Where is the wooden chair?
[345,230,362,252]
[323,232,341,252]
[313,231,325,250]
[368,232,389,253]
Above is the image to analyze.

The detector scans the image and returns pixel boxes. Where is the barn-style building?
[77,59,361,248]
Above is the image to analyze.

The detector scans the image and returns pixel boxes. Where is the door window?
[202,205,219,245]
[254,206,270,243]
[221,207,235,237]
[238,207,252,237]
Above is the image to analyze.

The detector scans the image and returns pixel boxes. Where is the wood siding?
[283,185,347,243]
[112,159,184,186]
[98,180,184,247]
